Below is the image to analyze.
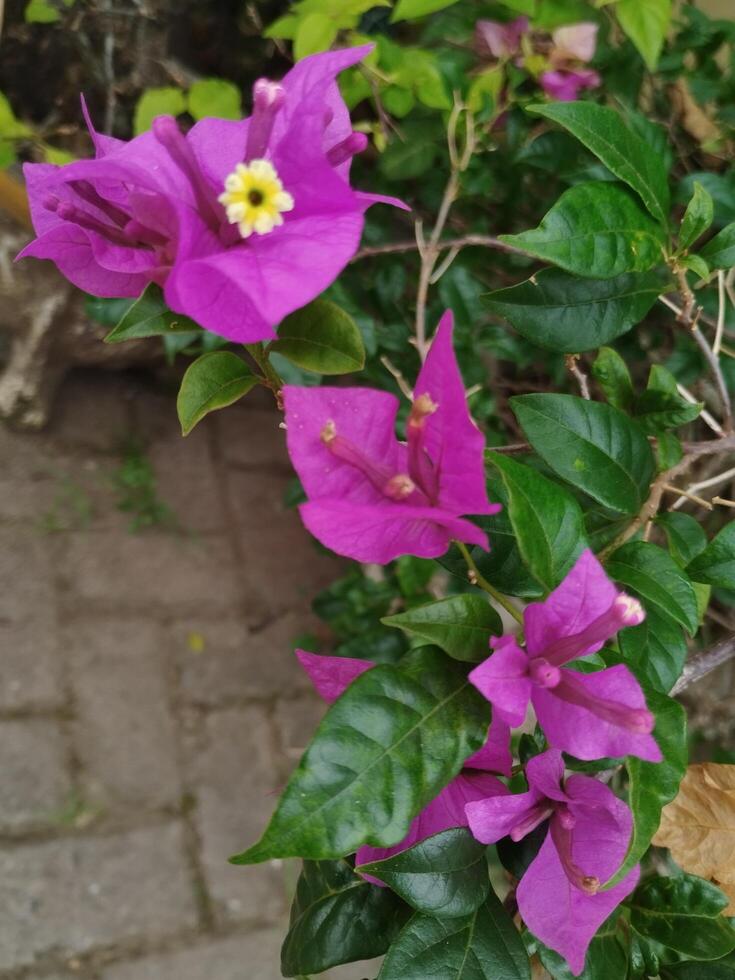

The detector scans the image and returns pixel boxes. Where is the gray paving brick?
[189,707,288,926]
[217,406,290,469]
[102,931,284,980]
[0,719,71,831]
[49,371,132,452]
[64,617,180,810]
[274,694,326,772]
[0,822,197,970]
[148,423,225,533]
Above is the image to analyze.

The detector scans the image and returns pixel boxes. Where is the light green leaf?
[688,523,735,589]
[187,79,241,121]
[271,299,365,375]
[700,222,735,270]
[500,183,666,279]
[133,87,187,136]
[104,284,201,344]
[391,0,460,22]
[527,102,670,226]
[605,541,699,633]
[681,254,711,281]
[592,347,635,412]
[231,647,488,863]
[176,352,258,436]
[264,14,299,39]
[511,394,655,515]
[382,595,502,663]
[356,828,489,918]
[616,0,672,71]
[294,11,339,60]
[679,182,714,251]
[0,93,32,139]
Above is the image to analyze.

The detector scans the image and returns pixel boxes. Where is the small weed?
[49,791,104,829]
[37,474,94,533]
[111,440,179,533]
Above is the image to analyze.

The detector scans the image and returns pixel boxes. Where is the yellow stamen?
[218,159,294,239]
[321,420,337,444]
[408,392,439,429]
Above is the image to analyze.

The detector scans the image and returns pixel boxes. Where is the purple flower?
[551,23,599,65]
[19,48,406,343]
[540,68,601,102]
[466,749,640,976]
[475,16,529,59]
[283,312,500,564]
[468,550,662,762]
[296,648,510,883]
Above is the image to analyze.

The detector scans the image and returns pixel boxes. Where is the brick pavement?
[0,370,377,979]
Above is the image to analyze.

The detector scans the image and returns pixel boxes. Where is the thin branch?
[565,354,590,399]
[671,635,735,695]
[714,269,726,357]
[353,233,520,262]
[455,541,524,625]
[670,463,735,510]
[487,442,531,455]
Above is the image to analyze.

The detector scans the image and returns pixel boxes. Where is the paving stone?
[189,707,288,926]
[49,371,133,452]
[0,822,197,971]
[217,406,290,469]
[102,931,284,980]
[174,613,320,707]
[274,694,326,772]
[0,527,63,710]
[0,719,71,831]
[58,530,243,611]
[147,422,224,534]
[65,618,180,810]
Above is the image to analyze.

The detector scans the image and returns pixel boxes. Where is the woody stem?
[456,541,524,625]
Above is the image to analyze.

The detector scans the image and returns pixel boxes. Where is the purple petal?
[80,94,125,157]
[464,716,512,776]
[525,749,570,804]
[524,550,618,659]
[466,787,544,845]
[415,312,498,517]
[475,17,528,59]
[540,69,601,102]
[551,23,598,64]
[298,499,487,564]
[518,829,639,975]
[532,665,662,762]
[295,649,373,703]
[468,637,531,727]
[357,771,508,881]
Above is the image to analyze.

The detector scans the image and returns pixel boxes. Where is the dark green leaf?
[281,858,409,976]
[378,889,531,979]
[680,182,715,251]
[592,347,635,412]
[656,513,707,567]
[382,595,502,663]
[356,828,489,918]
[511,394,655,515]
[527,102,670,226]
[176,352,258,436]
[490,452,587,591]
[497,821,546,881]
[630,874,735,963]
[533,915,628,979]
[604,691,686,888]
[231,647,488,863]
[688,523,735,589]
[500,183,665,279]
[104,283,201,343]
[701,222,735,269]
[380,135,439,180]
[663,951,735,979]
[614,607,688,693]
[485,269,663,354]
[271,299,365,375]
[657,432,684,471]
[633,364,703,433]
[605,541,699,633]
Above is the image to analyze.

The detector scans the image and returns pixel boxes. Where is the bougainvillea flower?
[540,68,601,102]
[475,16,529,59]
[295,648,511,776]
[295,648,510,882]
[283,312,500,564]
[466,749,639,976]
[468,550,662,762]
[19,47,406,342]
[550,22,599,65]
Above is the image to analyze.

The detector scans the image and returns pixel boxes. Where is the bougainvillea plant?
[17,1,735,977]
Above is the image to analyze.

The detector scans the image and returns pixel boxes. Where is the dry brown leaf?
[654,763,735,913]
[670,78,722,145]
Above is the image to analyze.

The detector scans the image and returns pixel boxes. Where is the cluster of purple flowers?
[20,46,649,977]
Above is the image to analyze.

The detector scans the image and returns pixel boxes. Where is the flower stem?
[245,342,284,409]
[455,540,524,624]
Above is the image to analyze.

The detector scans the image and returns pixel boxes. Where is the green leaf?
[0,93,32,139]
[500,183,666,279]
[688,523,735,589]
[681,254,711,281]
[604,691,686,888]
[630,874,735,963]
[231,647,488,864]
[378,889,531,979]
[356,828,489,918]
[657,431,683,471]
[176,352,258,436]
[263,13,299,39]
[187,78,241,121]
[527,102,670,226]
[592,347,635,412]
[133,86,187,135]
[511,394,655,515]
[391,0,460,22]
[104,284,201,343]
[379,134,439,181]
[615,0,672,71]
[701,222,735,269]
[679,182,715,251]
[533,916,628,979]
[280,858,408,976]
[24,0,71,23]
[605,541,699,633]
[294,11,339,60]
[655,513,707,567]
[484,269,663,354]
[270,299,365,375]
[382,595,502,663]
[633,365,703,433]
[614,608,687,693]
[663,952,735,979]
[489,453,587,591]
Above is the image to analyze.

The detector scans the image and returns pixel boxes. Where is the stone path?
[0,370,375,979]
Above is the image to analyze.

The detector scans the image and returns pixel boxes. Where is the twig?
[380,355,413,401]
[565,354,590,399]
[487,442,531,455]
[712,496,735,508]
[455,541,524,625]
[102,0,117,135]
[670,464,735,510]
[714,270,726,357]
[671,635,735,695]
[676,382,724,437]
[353,233,520,262]
[663,483,714,509]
